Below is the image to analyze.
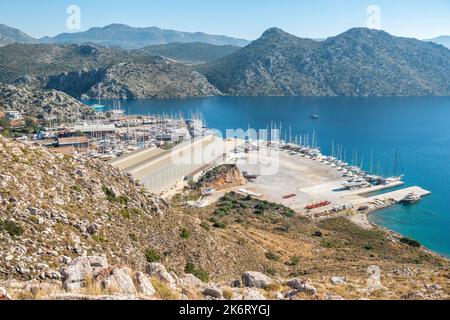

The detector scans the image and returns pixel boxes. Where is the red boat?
[305,201,331,210]
[283,194,297,199]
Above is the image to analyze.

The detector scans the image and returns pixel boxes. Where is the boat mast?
[394,148,399,177]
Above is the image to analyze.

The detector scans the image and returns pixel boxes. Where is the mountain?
[0,43,219,99]
[40,23,251,49]
[199,27,450,96]
[427,36,450,49]
[139,42,241,65]
[0,24,36,47]
[0,43,136,83]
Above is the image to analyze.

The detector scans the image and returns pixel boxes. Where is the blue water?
[93,96,450,257]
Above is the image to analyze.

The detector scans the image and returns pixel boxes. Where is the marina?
[10,95,449,256]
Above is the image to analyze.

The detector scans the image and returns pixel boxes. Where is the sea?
[90,96,450,257]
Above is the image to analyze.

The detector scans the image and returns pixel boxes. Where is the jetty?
[352,186,431,207]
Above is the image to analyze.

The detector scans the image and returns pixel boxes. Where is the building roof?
[73,124,116,133]
[58,136,89,146]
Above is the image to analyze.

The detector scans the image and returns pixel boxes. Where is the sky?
[0,0,449,40]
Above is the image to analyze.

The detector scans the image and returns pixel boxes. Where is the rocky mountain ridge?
[40,23,251,49]
[0,24,36,47]
[200,28,450,96]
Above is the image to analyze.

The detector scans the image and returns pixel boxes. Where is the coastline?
[361,205,450,261]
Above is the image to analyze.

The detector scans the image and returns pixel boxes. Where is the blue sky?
[0,0,449,39]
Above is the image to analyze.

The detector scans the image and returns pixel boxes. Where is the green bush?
[200,221,211,231]
[71,185,82,193]
[282,209,296,217]
[290,256,300,266]
[102,186,116,202]
[210,218,227,229]
[0,219,24,237]
[185,263,209,283]
[400,237,421,248]
[265,251,280,261]
[180,228,191,239]
[214,207,230,217]
[119,208,131,219]
[117,195,129,205]
[145,248,161,262]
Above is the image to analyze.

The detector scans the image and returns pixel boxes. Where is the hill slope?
[45,58,221,99]
[0,44,220,99]
[0,24,36,47]
[139,42,241,65]
[427,36,450,49]
[200,28,450,96]
[0,140,449,299]
[40,24,251,49]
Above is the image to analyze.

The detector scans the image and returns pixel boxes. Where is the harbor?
[12,99,433,225]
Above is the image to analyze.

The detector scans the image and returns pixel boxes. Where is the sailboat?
[91,84,106,112]
[384,149,405,184]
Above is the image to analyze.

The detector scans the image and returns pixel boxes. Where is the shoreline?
[361,205,450,261]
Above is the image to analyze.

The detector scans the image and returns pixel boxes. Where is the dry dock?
[110,135,243,194]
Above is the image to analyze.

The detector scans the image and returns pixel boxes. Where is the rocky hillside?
[0,44,220,99]
[40,23,251,49]
[1,138,449,300]
[139,42,241,65]
[46,59,221,99]
[199,28,450,96]
[0,84,94,122]
[0,136,168,282]
[0,24,36,47]
[0,43,137,84]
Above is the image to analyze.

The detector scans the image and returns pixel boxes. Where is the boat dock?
[351,186,431,207]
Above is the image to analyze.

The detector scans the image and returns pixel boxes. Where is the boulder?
[145,263,176,288]
[0,287,12,300]
[287,279,317,296]
[134,272,156,297]
[203,285,223,299]
[102,268,136,295]
[241,288,266,300]
[241,272,272,289]
[61,256,109,292]
[178,274,205,288]
[330,276,347,285]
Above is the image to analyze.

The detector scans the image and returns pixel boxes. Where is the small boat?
[310,114,320,120]
[305,201,331,211]
[402,192,421,204]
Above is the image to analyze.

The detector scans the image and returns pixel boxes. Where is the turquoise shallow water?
[91,96,450,257]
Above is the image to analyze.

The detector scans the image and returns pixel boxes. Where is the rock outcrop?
[241,271,272,289]
[0,84,94,122]
[196,164,247,191]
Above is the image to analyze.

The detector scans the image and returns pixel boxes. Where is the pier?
[351,186,431,207]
